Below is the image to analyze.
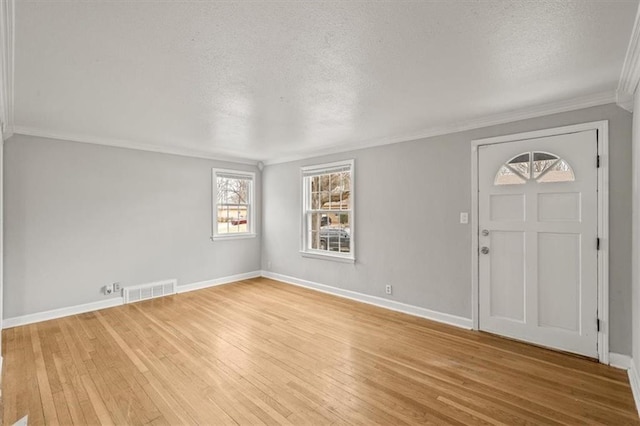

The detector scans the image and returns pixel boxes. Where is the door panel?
[537,193,581,222]
[478,129,598,358]
[489,231,525,322]
[537,232,580,331]
[490,194,525,221]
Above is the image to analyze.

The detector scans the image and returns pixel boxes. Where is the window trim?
[300,159,355,262]
[211,168,256,241]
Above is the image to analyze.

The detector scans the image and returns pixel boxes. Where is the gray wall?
[4,104,633,355]
[4,134,261,319]
[262,103,633,355]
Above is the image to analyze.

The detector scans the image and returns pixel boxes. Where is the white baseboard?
[177,271,262,294]
[2,271,263,329]
[261,271,473,329]
[629,362,640,418]
[609,352,632,369]
[3,297,123,329]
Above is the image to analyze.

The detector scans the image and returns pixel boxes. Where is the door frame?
[470,120,609,364]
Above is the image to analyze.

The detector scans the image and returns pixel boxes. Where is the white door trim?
[471,120,609,364]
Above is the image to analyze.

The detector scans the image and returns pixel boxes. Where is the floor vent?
[123,279,177,304]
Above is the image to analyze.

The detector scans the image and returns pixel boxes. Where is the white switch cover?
[460,212,469,224]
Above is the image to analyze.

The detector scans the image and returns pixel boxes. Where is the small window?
[301,160,354,262]
[495,151,575,185]
[212,169,255,240]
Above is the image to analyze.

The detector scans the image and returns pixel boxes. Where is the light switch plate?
[460,212,469,224]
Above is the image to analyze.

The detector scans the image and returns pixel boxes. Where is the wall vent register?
[123,279,177,304]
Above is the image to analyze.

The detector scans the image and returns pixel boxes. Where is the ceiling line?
[263,90,617,166]
[11,126,260,166]
[13,90,616,167]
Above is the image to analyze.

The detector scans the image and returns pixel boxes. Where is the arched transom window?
[494,151,575,186]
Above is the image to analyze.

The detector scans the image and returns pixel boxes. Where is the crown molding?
[263,90,617,165]
[617,3,640,112]
[0,0,15,139]
[12,90,617,167]
[12,126,259,166]
[617,90,635,113]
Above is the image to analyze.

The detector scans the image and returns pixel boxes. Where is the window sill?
[211,233,257,241]
[300,250,355,264]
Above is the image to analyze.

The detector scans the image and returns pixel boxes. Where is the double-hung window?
[212,169,256,240]
[301,160,354,262]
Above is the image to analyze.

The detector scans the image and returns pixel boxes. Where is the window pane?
[310,230,319,249]
[321,174,330,209]
[310,176,320,209]
[507,153,530,178]
[310,172,353,210]
[338,213,350,228]
[228,207,248,233]
[328,173,335,206]
[537,159,575,183]
[233,179,249,204]
[217,178,228,204]
[341,172,351,210]
[217,176,249,205]
[217,205,249,234]
[309,212,322,250]
[311,192,320,210]
[312,172,351,210]
[315,213,351,253]
[533,152,558,162]
[532,152,559,179]
[309,213,322,250]
[217,206,230,234]
[324,174,331,210]
[495,165,526,185]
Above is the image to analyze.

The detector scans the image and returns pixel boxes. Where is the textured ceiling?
[13,0,639,163]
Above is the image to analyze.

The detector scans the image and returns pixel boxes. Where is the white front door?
[478,130,598,358]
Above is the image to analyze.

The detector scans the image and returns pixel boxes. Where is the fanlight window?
[495,151,575,186]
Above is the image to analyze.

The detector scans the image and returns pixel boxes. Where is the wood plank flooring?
[2,277,638,425]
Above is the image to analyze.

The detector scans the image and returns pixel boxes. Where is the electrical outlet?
[385,284,392,295]
[267,261,272,270]
[113,282,121,293]
[104,284,113,295]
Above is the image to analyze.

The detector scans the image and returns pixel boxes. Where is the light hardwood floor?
[2,277,638,425]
